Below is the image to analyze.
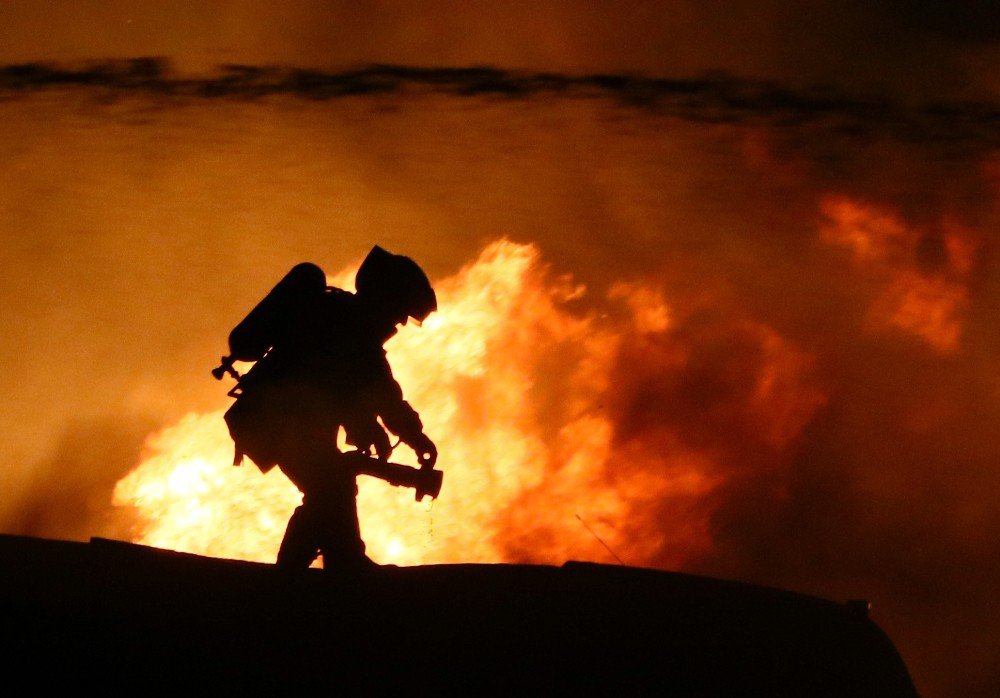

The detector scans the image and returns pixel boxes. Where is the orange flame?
[819,195,976,353]
[114,240,820,569]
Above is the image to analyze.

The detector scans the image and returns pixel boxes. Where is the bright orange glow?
[747,324,826,449]
[113,240,821,569]
[942,219,978,276]
[878,272,968,353]
[113,413,300,558]
[608,281,672,334]
[819,197,908,262]
[819,195,976,354]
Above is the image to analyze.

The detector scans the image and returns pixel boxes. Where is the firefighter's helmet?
[355,246,437,323]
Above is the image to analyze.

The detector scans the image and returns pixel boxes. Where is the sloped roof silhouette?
[0,534,915,695]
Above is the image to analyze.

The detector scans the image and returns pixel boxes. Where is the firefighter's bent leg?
[276,504,320,569]
[315,485,369,571]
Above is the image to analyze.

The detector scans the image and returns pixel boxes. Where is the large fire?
[113,239,820,569]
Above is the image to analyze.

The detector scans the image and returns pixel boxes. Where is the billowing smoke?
[9,416,152,542]
[0,77,997,698]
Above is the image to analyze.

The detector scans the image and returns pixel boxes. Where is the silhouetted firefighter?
[212,247,442,571]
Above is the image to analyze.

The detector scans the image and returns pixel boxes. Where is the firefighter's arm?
[381,396,437,468]
[373,360,437,468]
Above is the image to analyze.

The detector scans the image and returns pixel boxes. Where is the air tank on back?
[227,262,328,362]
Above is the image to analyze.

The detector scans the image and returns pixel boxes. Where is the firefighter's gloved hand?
[409,433,437,469]
[371,432,393,460]
[347,419,392,460]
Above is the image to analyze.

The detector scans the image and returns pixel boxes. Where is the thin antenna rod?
[575,513,626,566]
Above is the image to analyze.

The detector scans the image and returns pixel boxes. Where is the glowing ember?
[114,240,820,568]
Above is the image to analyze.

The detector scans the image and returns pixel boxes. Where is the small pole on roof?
[575,513,626,566]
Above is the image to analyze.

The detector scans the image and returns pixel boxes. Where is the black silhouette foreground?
[213,247,442,570]
[0,535,917,695]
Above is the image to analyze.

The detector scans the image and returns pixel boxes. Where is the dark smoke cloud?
[8,416,154,542]
[697,347,1000,696]
[0,1,997,99]
[1,60,998,148]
